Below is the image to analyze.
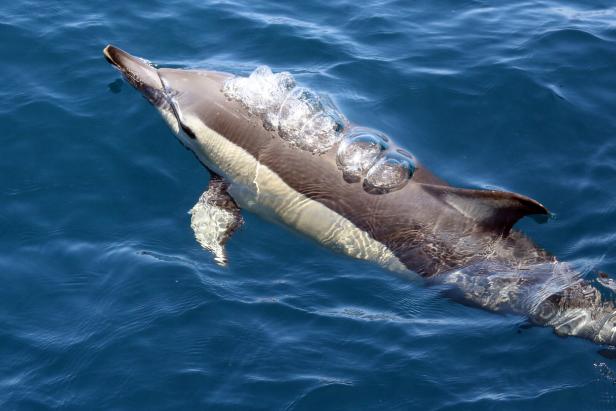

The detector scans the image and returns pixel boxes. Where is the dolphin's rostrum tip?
[102,45,162,96]
[102,44,115,65]
[103,44,130,69]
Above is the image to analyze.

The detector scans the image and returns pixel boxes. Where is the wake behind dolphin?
[103,45,616,346]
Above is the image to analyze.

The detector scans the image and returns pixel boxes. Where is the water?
[2,0,616,409]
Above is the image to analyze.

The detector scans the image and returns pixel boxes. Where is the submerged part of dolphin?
[103,45,616,345]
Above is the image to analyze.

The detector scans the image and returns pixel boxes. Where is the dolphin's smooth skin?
[104,45,616,346]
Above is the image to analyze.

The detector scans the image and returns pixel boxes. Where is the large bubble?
[363,150,416,194]
[336,128,389,182]
[223,66,346,154]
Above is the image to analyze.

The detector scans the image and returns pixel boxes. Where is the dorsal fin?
[421,184,550,236]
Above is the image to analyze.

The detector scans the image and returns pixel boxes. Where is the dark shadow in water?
[108,78,124,94]
[598,348,616,360]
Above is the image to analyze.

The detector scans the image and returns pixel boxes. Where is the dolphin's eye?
[336,129,388,183]
[181,124,196,139]
[363,152,416,194]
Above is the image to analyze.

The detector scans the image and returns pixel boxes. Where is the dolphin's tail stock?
[531,273,616,345]
[434,261,616,345]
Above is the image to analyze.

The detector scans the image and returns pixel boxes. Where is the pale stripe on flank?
[181,113,410,275]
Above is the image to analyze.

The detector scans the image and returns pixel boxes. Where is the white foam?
[223,66,346,154]
[223,65,295,118]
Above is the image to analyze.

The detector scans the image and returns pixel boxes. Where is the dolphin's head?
[103,45,168,109]
[103,45,229,146]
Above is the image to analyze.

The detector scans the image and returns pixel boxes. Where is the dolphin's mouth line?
[104,50,150,91]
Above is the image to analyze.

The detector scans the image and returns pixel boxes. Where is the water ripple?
[2,0,616,409]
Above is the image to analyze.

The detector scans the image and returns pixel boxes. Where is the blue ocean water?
[2,0,616,409]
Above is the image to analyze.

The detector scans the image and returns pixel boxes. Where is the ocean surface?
[2,0,616,409]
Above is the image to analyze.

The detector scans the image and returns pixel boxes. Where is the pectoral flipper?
[190,174,243,265]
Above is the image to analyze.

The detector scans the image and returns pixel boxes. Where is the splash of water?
[437,260,616,344]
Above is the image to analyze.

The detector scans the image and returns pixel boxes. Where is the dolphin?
[103,45,616,346]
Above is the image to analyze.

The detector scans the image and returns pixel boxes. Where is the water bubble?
[250,65,273,78]
[223,66,345,154]
[278,87,346,154]
[223,66,420,190]
[336,128,389,182]
[278,88,321,134]
[223,66,295,119]
[363,152,416,194]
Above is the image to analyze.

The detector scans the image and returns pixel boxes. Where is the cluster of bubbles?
[336,127,416,193]
[223,66,415,193]
[223,66,345,154]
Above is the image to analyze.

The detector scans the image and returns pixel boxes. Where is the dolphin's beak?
[103,45,165,101]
